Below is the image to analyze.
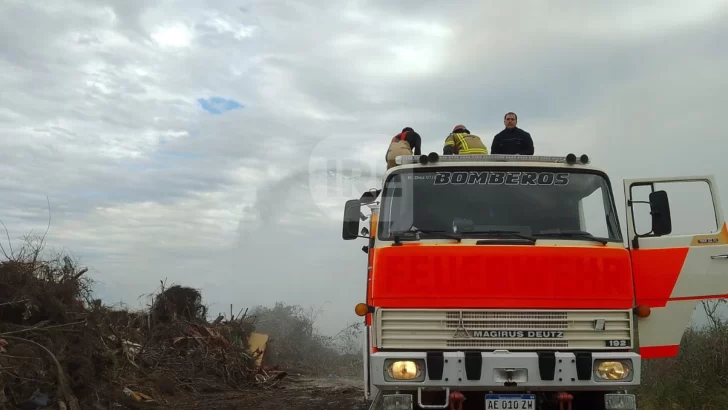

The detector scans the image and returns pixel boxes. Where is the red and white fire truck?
[341,152,728,410]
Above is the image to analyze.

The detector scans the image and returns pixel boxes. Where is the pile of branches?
[0,236,259,409]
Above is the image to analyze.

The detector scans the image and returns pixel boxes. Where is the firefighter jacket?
[443,132,489,155]
[386,130,421,169]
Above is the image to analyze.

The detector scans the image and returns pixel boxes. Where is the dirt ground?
[169,374,368,410]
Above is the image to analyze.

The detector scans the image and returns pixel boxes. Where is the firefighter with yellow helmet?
[443,124,488,155]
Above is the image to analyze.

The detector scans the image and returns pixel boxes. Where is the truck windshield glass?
[377,168,622,242]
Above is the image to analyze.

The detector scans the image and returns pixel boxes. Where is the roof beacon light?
[580,154,590,164]
[395,154,582,165]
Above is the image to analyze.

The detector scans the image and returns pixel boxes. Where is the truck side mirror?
[359,189,381,205]
[342,199,363,240]
[649,190,672,236]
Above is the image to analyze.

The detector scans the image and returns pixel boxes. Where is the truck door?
[624,175,728,359]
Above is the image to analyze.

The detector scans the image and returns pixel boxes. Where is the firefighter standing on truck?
[443,124,488,155]
[385,127,421,169]
[490,112,534,155]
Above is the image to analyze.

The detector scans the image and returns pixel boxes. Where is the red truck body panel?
[369,244,634,309]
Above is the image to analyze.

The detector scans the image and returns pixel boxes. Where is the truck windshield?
[377,167,622,242]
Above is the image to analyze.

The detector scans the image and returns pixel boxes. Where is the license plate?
[485,394,536,409]
[604,393,636,410]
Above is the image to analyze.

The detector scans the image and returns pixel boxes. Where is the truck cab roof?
[389,152,596,171]
[360,153,602,204]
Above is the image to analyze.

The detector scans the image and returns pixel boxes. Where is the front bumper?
[372,391,637,410]
[370,350,641,391]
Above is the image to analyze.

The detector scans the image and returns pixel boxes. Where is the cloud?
[198,97,244,115]
[1,0,727,335]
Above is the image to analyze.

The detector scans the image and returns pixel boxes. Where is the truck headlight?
[384,359,425,381]
[595,360,632,381]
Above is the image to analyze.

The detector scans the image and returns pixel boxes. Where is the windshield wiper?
[533,231,609,245]
[392,229,462,244]
[459,230,537,243]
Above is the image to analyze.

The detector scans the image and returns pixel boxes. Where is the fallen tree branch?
[0,299,30,307]
[0,320,87,336]
[62,267,88,283]
[2,335,81,410]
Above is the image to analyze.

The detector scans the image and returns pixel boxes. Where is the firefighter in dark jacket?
[491,112,534,155]
[385,127,422,169]
[443,124,488,155]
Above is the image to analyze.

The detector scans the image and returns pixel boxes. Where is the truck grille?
[374,309,633,350]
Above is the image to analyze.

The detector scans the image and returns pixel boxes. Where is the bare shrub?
[638,302,728,409]
[248,302,363,377]
[151,284,208,323]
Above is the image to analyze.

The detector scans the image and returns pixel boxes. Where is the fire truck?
[341,152,728,410]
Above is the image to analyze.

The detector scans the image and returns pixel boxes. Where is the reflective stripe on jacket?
[444,132,488,154]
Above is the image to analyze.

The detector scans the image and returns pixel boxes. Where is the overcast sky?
[1,0,727,335]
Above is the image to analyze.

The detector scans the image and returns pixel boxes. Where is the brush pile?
[0,245,260,409]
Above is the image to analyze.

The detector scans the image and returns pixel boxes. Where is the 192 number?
[607,340,628,347]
